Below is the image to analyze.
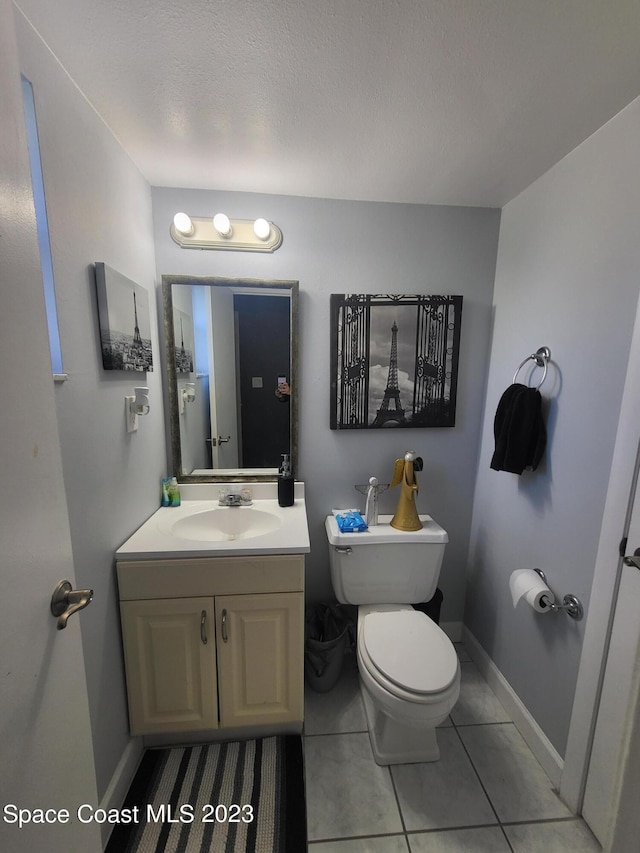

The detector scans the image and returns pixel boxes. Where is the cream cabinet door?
[120,597,218,735]
[215,592,304,728]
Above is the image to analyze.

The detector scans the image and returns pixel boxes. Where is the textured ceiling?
[14,0,640,207]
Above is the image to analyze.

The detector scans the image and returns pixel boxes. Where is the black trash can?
[304,604,353,693]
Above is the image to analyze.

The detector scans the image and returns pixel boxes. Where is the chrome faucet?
[218,488,253,507]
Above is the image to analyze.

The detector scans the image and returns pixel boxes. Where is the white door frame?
[608,648,640,850]
[561,291,640,830]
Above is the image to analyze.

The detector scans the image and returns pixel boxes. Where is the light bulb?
[253,218,271,241]
[173,212,194,236]
[213,213,232,237]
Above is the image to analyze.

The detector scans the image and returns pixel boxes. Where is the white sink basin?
[115,484,310,559]
[169,507,283,542]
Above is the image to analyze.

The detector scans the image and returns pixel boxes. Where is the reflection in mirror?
[162,276,298,482]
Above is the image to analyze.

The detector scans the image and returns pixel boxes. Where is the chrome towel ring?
[512,346,551,390]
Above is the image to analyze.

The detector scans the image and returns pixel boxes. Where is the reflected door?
[235,293,291,467]
[208,286,239,469]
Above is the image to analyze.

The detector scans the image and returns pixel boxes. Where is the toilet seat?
[361,609,458,696]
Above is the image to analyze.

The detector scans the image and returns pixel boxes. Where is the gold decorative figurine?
[390,451,424,531]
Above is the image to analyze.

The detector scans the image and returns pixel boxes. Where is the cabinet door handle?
[221,608,229,643]
[200,610,208,645]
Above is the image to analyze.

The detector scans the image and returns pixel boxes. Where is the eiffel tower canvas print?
[330,294,462,430]
[95,263,153,371]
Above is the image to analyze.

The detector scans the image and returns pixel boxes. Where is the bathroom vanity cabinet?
[116,554,304,736]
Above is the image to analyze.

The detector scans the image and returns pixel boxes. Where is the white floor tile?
[305,733,403,841]
[457,724,573,823]
[408,826,511,852]
[504,818,601,852]
[391,729,496,831]
[303,644,585,850]
[450,662,511,726]
[305,656,367,735]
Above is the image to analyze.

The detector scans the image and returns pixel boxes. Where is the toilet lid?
[362,610,458,694]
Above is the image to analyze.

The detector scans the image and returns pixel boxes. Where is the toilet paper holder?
[534,569,583,620]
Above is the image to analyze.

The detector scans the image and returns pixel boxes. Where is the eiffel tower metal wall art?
[173,309,195,374]
[330,294,463,430]
[95,262,154,372]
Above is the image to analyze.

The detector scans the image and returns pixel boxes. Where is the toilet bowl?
[356,604,460,763]
[325,513,460,764]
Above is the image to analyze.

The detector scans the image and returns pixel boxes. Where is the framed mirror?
[162,275,298,482]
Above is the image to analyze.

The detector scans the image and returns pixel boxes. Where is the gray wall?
[16,14,166,801]
[467,95,640,756]
[153,188,501,618]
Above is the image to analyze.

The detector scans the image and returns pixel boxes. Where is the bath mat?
[106,735,306,853]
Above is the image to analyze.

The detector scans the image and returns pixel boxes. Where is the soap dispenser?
[277,454,295,507]
[168,477,181,507]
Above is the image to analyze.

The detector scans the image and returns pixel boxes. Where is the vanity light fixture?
[125,386,150,433]
[170,213,282,252]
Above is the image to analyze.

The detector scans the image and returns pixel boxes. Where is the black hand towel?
[490,383,546,474]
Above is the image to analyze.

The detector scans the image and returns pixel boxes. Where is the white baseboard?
[461,626,564,789]
[99,737,144,850]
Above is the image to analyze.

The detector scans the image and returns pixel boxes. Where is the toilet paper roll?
[509,569,555,612]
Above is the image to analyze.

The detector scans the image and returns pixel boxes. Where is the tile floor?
[303,645,601,852]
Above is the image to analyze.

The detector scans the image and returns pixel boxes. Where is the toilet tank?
[325,514,448,605]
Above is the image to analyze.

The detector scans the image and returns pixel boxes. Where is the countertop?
[117,482,310,560]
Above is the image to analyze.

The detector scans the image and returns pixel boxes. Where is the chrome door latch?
[620,537,640,570]
[623,548,640,570]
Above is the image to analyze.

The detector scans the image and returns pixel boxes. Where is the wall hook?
[513,346,551,389]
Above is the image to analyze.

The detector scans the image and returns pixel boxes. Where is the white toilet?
[325,513,460,764]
